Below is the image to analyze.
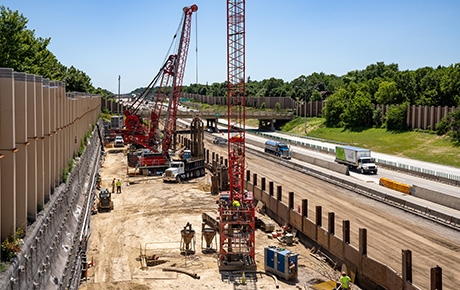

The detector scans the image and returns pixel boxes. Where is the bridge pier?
[258,118,291,131]
[206,118,218,132]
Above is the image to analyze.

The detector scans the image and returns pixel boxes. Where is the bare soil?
[80,146,346,290]
[81,136,460,289]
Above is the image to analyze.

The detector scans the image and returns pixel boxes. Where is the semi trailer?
[264,140,291,159]
[335,145,378,174]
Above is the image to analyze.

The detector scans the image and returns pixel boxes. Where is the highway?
[180,115,460,222]
[249,132,460,198]
[199,125,460,290]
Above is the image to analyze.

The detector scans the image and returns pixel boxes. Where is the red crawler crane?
[124,5,198,156]
[218,0,256,270]
[121,5,197,171]
[163,4,198,154]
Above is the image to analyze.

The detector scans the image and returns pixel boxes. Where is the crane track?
[244,146,460,231]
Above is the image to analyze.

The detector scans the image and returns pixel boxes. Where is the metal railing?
[247,130,460,184]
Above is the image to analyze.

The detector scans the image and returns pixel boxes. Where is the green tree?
[436,108,460,143]
[323,89,348,127]
[0,5,102,93]
[311,90,322,101]
[375,81,403,104]
[373,107,384,127]
[0,6,28,69]
[342,91,373,128]
[385,103,408,131]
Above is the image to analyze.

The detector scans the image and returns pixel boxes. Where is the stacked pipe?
[0,68,101,241]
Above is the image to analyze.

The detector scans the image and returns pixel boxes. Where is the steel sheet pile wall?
[0,68,101,290]
[243,174,429,290]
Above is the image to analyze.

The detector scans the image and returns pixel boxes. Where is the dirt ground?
[79,146,348,290]
[80,135,460,290]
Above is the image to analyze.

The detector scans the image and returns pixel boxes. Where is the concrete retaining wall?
[291,151,349,175]
[411,185,460,211]
[0,124,102,290]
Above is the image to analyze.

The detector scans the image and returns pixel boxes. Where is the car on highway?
[212,137,227,146]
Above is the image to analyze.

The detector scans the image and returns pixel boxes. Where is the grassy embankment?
[185,102,460,168]
[282,117,460,168]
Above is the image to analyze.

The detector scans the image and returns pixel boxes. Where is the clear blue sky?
[3,0,460,93]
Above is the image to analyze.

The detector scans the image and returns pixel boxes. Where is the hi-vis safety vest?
[117,180,121,187]
[340,275,351,288]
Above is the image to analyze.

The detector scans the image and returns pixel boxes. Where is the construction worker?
[232,199,241,220]
[97,175,101,189]
[339,271,352,289]
[112,178,116,193]
[117,179,122,193]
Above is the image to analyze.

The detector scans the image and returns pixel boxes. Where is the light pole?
[118,75,121,114]
[302,99,307,134]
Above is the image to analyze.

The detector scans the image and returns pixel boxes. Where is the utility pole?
[302,100,307,133]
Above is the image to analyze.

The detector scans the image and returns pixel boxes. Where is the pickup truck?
[335,145,378,174]
[163,158,205,182]
[114,136,125,147]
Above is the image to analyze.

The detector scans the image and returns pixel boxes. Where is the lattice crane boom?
[163,4,198,155]
[219,0,256,271]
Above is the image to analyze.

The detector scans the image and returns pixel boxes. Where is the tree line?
[0,6,111,97]
[179,62,460,134]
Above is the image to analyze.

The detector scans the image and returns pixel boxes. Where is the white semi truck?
[335,145,378,174]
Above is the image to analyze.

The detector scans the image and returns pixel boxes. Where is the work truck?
[163,117,205,182]
[162,157,205,182]
[265,140,292,159]
[335,145,378,174]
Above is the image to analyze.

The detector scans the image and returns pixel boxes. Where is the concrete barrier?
[292,151,349,175]
[411,185,460,211]
[245,138,265,148]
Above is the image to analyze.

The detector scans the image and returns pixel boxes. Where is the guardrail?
[247,129,460,185]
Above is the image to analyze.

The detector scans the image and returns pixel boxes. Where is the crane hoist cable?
[127,12,186,116]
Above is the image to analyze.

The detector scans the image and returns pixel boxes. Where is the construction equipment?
[97,189,113,212]
[180,222,196,255]
[264,246,298,281]
[162,117,205,182]
[218,0,256,271]
[201,213,219,253]
[109,5,198,172]
[139,243,168,270]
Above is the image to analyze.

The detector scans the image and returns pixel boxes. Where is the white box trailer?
[335,145,378,174]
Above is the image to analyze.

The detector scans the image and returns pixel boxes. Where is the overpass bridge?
[139,109,295,130]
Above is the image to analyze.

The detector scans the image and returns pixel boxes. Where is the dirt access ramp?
[79,148,349,289]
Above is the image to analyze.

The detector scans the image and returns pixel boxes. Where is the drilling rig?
[218,0,256,270]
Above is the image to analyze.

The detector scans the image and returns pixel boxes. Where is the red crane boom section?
[163,4,198,155]
[227,0,246,202]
